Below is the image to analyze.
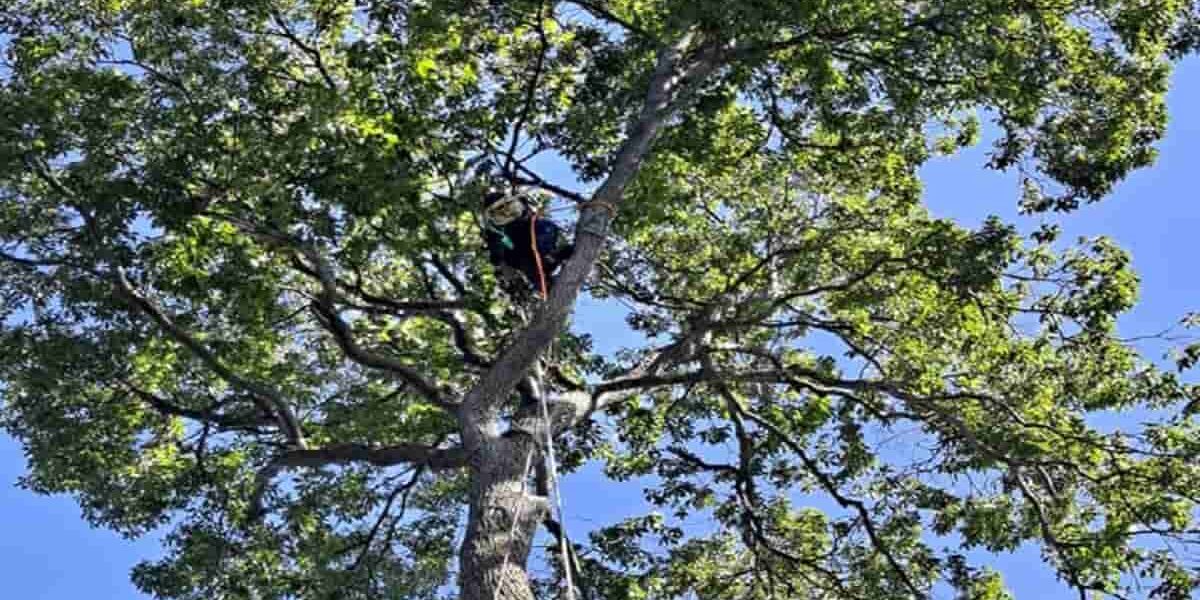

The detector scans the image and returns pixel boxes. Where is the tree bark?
[459,435,546,600]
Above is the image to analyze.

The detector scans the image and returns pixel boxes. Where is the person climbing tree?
[482,188,573,297]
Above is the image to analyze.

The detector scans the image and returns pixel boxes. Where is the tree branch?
[23,157,78,201]
[249,442,466,519]
[428,310,492,369]
[565,0,658,43]
[503,2,551,177]
[736,404,928,598]
[350,467,425,572]
[541,516,586,597]
[212,215,456,409]
[269,11,338,89]
[120,380,274,432]
[0,248,64,268]
[510,170,589,203]
[114,268,307,447]
[310,301,454,409]
[272,442,467,469]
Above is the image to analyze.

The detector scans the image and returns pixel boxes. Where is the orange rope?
[530,209,549,300]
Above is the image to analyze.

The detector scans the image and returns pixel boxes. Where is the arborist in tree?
[481,187,574,298]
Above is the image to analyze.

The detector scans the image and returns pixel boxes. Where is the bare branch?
[97,57,189,95]
[273,442,467,470]
[350,467,426,572]
[427,254,472,300]
[208,214,456,408]
[510,170,589,204]
[307,259,454,408]
[0,248,64,268]
[503,3,551,177]
[428,310,492,369]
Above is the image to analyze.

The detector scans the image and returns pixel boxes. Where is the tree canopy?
[3,1,1200,599]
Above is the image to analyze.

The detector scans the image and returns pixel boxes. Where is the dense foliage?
[3,1,1200,599]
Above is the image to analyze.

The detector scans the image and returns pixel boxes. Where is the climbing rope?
[493,449,536,600]
[536,363,576,600]
[489,368,576,600]
[529,208,549,301]
[530,195,617,301]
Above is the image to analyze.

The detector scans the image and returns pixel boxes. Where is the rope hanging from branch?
[537,362,576,600]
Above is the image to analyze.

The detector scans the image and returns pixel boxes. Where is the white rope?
[538,371,576,600]
[485,248,576,600]
[492,449,536,600]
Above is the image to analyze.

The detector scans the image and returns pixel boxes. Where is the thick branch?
[285,245,458,410]
[565,362,787,428]
[510,170,589,203]
[311,301,453,408]
[429,311,492,369]
[566,0,658,43]
[0,248,64,268]
[207,213,456,408]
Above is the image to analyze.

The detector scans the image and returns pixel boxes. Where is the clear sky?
[2,57,1197,600]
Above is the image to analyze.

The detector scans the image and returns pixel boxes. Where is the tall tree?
[3,1,1200,599]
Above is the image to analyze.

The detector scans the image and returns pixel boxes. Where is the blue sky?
[2,57,1198,600]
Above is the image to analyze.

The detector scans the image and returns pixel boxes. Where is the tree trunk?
[459,435,545,600]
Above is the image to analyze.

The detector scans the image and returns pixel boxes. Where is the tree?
[3,1,1200,598]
